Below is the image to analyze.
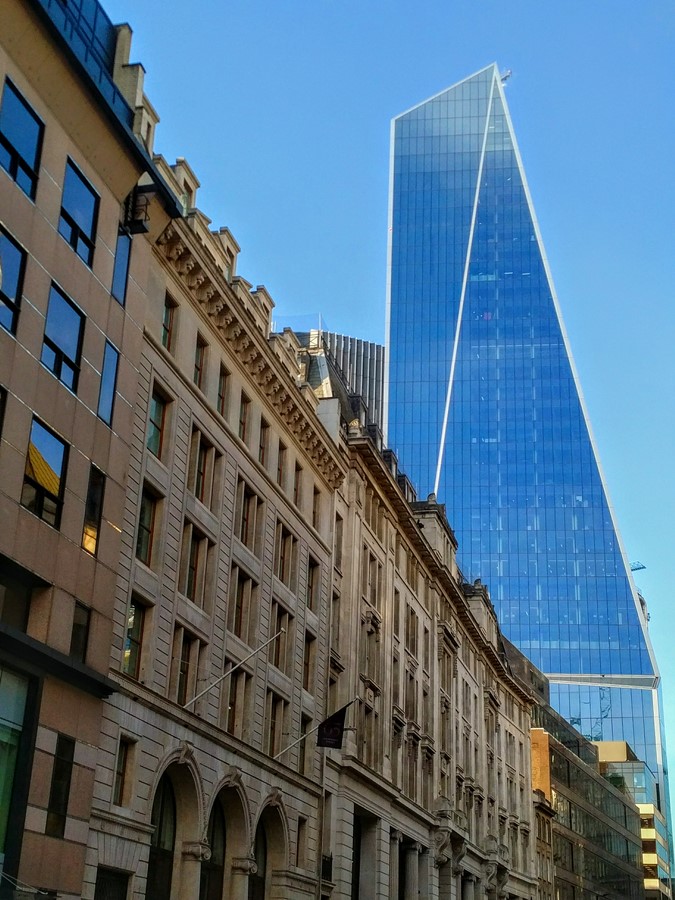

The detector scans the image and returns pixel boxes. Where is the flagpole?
[183,628,285,709]
[273,718,322,760]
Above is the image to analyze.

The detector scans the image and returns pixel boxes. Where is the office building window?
[274,522,297,590]
[312,487,321,530]
[162,294,177,352]
[179,521,212,610]
[306,557,320,611]
[46,734,75,838]
[235,478,263,556]
[265,690,288,757]
[188,427,220,509]
[97,341,118,425]
[269,600,294,675]
[58,159,99,266]
[112,737,132,807]
[276,442,287,488]
[135,487,157,567]
[258,418,269,466]
[227,566,258,645]
[334,514,343,570]
[293,463,302,507]
[69,602,90,663]
[111,228,132,304]
[0,80,43,199]
[0,558,32,631]
[0,226,26,334]
[94,868,129,900]
[217,364,229,417]
[223,661,252,739]
[238,392,250,444]
[173,628,200,707]
[41,284,84,391]
[194,334,207,389]
[21,418,68,528]
[81,464,105,555]
[147,387,168,458]
[303,631,316,692]
[123,596,145,679]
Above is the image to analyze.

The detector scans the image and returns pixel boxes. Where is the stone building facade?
[304,346,538,900]
[0,0,178,895]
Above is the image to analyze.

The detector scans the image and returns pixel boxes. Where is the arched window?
[248,823,267,900]
[200,801,226,900]
[147,775,176,900]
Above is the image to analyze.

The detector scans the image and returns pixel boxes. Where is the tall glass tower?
[385,64,669,829]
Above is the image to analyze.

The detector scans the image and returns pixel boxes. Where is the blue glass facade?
[385,65,668,808]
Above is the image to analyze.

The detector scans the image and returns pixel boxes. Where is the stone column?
[462,873,476,900]
[179,840,210,898]
[389,830,403,900]
[404,842,422,898]
[230,856,257,900]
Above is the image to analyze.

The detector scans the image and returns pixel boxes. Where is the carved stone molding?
[156,222,345,490]
[182,840,211,861]
[231,856,258,875]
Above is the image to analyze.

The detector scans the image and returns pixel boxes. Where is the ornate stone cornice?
[157,221,345,490]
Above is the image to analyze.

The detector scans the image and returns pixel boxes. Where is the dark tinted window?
[0,80,43,198]
[111,229,132,304]
[58,160,99,265]
[97,341,118,425]
[82,464,105,556]
[41,284,84,391]
[0,227,26,334]
[21,418,68,528]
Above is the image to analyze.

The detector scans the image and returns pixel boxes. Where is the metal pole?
[183,628,285,709]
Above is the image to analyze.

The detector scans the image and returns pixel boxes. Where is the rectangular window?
[235,478,263,555]
[274,522,297,590]
[174,628,199,707]
[162,294,177,352]
[0,225,26,334]
[303,632,316,692]
[135,487,157,567]
[58,159,99,265]
[293,463,302,507]
[223,663,252,739]
[123,596,145,679]
[112,738,132,807]
[111,229,132,304]
[312,487,321,530]
[81,464,105,556]
[277,441,286,488]
[188,427,219,508]
[227,566,258,645]
[0,80,43,199]
[0,388,5,439]
[258,418,269,466]
[217,364,229,417]
[265,690,288,757]
[179,521,212,610]
[69,602,90,663]
[21,418,68,528]
[194,334,207,389]
[41,284,84,391]
[147,387,167,458]
[330,591,340,652]
[334,514,343,570]
[94,868,129,899]
[306,557,320,611]
[0,561,31,631]
[238,392,250,443]
[46,734,75,838]
[97,341,119,425]
[269,600,294,675]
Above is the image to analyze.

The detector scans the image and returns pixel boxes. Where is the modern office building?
[384,63,669,833]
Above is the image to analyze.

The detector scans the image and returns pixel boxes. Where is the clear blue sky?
[105,0,675,799]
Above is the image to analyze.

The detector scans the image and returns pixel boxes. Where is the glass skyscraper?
[384,64,669,831]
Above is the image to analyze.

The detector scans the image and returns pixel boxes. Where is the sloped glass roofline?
[384,63,659,684]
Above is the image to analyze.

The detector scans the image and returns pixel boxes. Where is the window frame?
[41,283,85,392]
[123,595,146,679]
[194,334,207,389]
[111,227,132,305]
[21,417,68,528]
[147,387,168,459]
[0,79,44,199]
[58,158,99,266]
[162,294,177,352]
[81,463,106,556]
[97,341,119,426]
[135,487,157,567]
[0,225,26,335]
